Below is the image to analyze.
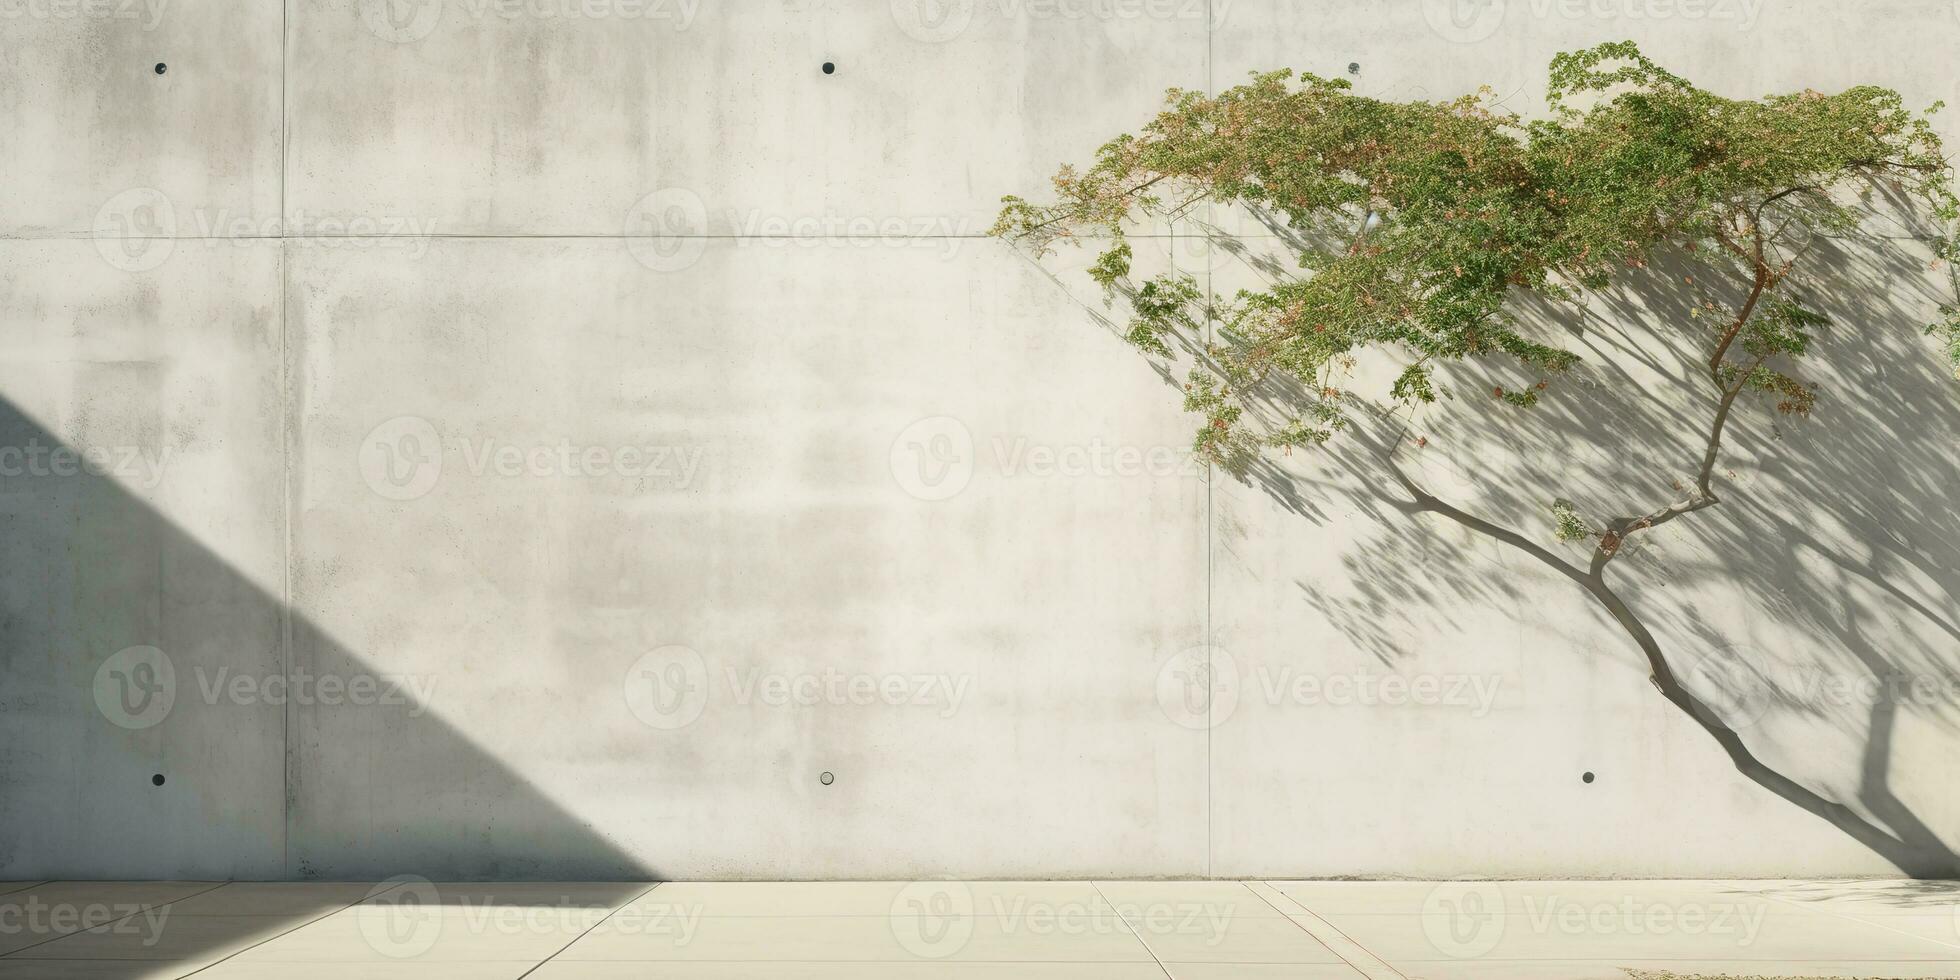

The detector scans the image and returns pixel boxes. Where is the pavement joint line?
[516,880,667,979]
[1755,884,1960,953]
[1090,880,1176,980]
[175,879,409,978]
[1244,879,1407,980]
[0,880,231,959]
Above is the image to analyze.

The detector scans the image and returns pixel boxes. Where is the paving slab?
[526,964,1174,980]
[0,883,222,956]
[228,906,598,963]
[0,962,211,980]
[556,911,1159,962]
[14,912,297,961]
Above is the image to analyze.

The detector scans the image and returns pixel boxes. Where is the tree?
[994,41,1960,875]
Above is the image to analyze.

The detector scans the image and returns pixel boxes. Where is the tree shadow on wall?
[1031,201,1960,878]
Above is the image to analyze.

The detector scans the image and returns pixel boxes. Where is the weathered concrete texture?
[4,0,1960,880]
[285,0,1207,235]
[0,2,282,235]
[0,241,287,877]
[283,238,1208,878]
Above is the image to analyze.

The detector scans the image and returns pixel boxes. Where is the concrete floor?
[0,879,1954,979]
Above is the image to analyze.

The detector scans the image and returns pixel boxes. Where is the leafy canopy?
[993,41,1959,473]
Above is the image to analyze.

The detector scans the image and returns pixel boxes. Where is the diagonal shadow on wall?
[0,392,656,972]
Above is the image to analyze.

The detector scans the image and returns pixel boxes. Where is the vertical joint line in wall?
[1191,0,1207,878]
[280,0,288,226]
[279,242,292,877]
[1191,0,1207,882]
[1198,0,1209,883]
[278,0,292,877]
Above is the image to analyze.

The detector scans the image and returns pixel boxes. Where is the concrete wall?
[2,0,1957,879]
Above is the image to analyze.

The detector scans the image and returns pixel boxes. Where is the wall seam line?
[1203,0,1216,882]
[279,0,292,878]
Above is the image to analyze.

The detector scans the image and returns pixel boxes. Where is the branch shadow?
[1054,200,1960,877]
